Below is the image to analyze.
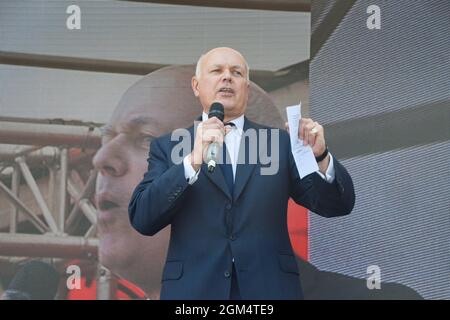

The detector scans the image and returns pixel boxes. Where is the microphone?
[206,102,225,173]
[1,260,60,300]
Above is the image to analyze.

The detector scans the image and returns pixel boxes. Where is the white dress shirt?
[183,112,335,184]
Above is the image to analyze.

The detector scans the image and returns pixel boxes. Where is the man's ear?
[191,76,199,97]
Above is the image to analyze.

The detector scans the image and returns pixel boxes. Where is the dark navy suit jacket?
[128,118,355,299]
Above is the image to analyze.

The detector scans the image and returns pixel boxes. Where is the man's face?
[192,47,250,119]
[91,67,201,297]
[92,107,158,270]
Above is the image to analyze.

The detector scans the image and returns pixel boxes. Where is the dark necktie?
[219,123,235,197]
[221,123,241,299]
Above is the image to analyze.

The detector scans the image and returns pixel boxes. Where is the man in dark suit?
[128,47,355,299]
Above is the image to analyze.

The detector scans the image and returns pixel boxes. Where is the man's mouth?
[218,87,235,95]
[95,192,124,226]
[98,200,120,211]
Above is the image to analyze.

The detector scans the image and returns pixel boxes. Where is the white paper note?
[286,104,319,179]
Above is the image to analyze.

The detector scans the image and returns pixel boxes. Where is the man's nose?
[221,69,232,82]
[92,139,127,177]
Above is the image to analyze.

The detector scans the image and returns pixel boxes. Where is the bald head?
[111,65,202,138]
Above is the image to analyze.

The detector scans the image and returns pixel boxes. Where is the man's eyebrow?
[210,64,244,69]
[121,116,152,133]
[100,117,153,135]
[128,117,152,127]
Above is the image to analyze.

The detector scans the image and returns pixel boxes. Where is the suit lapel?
[201,162,232,201]
[233,118,257,202]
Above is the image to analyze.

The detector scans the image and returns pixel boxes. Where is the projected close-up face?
[91,66,202,298]
[93,106,160,275]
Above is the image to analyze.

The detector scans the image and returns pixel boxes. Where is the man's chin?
[98,233,139,272]
[219,99,234,107]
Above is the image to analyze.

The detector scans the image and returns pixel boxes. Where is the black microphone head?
[208,102,224,122]
[3,260,60,300]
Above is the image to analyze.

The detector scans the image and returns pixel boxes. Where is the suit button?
[224,270,231,278]
[229,234,236,241]
[226,203,232,210]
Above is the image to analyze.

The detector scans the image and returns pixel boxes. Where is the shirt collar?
[202,112,245,132]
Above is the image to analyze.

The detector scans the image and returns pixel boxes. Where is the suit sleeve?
[287,133,356,217]
[128,137,190,236]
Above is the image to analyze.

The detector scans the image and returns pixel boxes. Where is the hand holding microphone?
[190,102,230,173]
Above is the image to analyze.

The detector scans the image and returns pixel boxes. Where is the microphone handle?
[206,142,220,173]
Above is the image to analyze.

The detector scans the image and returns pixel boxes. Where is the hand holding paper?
[286,104,319,179]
